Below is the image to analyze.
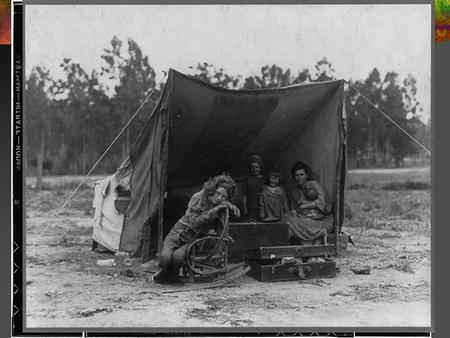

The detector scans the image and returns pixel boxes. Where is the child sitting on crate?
[258,168,289,222]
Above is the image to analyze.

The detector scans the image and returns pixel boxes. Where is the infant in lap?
[300,187,322,220]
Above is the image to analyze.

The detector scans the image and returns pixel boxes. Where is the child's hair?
[248,154,263,168]
[304,187,318,201]
[267,168,282,184]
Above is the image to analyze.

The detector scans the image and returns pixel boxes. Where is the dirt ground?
[24,168,431,328]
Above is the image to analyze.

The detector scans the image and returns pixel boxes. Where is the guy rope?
[345,81,431,156]
[40,71,168,237]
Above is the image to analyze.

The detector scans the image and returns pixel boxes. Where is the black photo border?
[8,0,449,337]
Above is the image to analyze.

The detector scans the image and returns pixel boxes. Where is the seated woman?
[258,168,289,222]
[282,161,333,243]
[153,174,240,284]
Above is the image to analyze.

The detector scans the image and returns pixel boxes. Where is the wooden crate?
[248,259,336,282]
[228,222,290,263]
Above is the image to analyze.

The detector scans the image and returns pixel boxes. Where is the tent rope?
[51,71,168,222]
[345,81,431,156]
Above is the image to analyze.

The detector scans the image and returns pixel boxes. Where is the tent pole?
[335,159,340,256]
[157,135,165,256]
[157,199,163,256]
[335,82,346,256]
[158,109,170,257]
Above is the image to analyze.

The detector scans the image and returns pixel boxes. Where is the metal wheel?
[186,236,232,279]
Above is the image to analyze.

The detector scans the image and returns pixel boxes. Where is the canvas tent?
[92,69,346,259]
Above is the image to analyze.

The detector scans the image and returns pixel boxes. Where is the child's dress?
[258,185,289,222]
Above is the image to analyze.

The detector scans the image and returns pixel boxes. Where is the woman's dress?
[281,180,333,241]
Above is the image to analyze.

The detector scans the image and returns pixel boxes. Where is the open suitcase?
[247,245,336,282]
[229,222,337,282]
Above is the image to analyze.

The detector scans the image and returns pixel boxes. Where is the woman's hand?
[215,201,241,218]
[215,201,229,213]
[227,202,241,218]
[290,209,298,217]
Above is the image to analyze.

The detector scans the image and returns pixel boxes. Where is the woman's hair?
[203,173,237,199]
[290,161,314,180]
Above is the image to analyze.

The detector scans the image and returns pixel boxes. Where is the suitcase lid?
[257,244,335,259]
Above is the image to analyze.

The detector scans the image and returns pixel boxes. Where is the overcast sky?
[25,4,431,121]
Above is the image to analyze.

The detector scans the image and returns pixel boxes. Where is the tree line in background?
[25,37,431,176]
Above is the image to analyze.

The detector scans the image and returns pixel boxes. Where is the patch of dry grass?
[346,168,430,189]
[26,188,94,214]
[382,181,430,191]
[344,185,430,233]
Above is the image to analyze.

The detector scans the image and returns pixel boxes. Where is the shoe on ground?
[142,259,159,273]
[152,269,168,284]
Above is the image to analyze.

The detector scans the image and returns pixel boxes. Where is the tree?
[345,68,426,168]
[190,61,321,90]
[242,64,293,89]
[101,36,159,158]
[344,68,384,167]
[24,66,60,186]
[292,68,311,84]
[24,67,53,164]
[259,65,292,88]
[56,59,93,174]
[311,57,336,82]
[189,62,241,89]
[345,79,369,167]
[25,37,162,176]
[380,71,420,166]
[365,68,384,165]
[402,74,420,117]
[26,45,429,174]
[51,58,117,174]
